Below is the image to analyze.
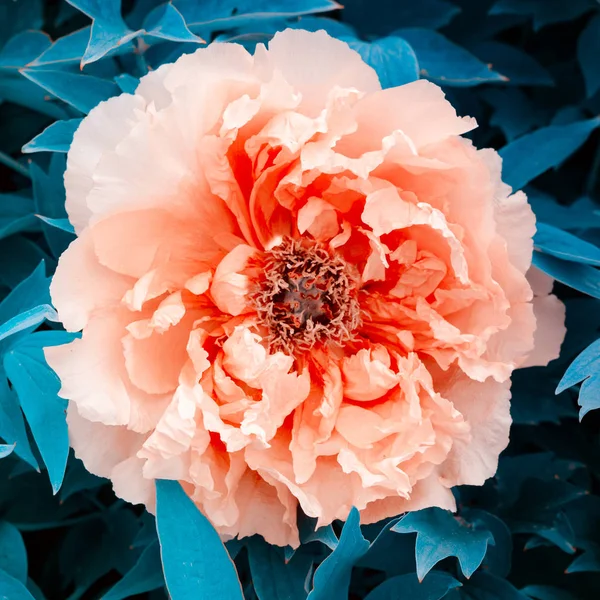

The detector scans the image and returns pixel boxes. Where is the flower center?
[251,238,361,355]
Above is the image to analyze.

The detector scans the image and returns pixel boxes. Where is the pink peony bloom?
[46,29,566,547]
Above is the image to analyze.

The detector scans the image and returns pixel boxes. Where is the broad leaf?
[556,338,600,418]
[392,508,494,580]
[394,28,505,86]
[22,119,82,154]
[364,571,461,600]
[155,480,244,600]
[102,539,165,600]
[0,521,27,583]
[308,508,370,600]
[3,331,75,493]
[347,37,419,88]
[500,118,600,190]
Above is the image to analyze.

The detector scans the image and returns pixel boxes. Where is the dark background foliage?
[0,1,600,599]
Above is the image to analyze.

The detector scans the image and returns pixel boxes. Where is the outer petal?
[50,229,133,332]
[65,94,146,233]
[520,294,566,368]
[261,29,381,115]
[436,373,512,487]
[67,405,154,508]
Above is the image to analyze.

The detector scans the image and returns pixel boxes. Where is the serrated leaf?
[534,223,600,266]
[0,569,35,600]
[3,331,74,494]
[144,3,204,43]
[394,28,505,87]
[102,539,165,600]
[566,544,600,574]
[500,118,600,190]
[22,119,82,154]
[66,0,138,66]
[307,508,370,600]
[392,508,494,581]
[364,571,461,600]
[155,480,244,600]
[347,36,419,88]
[578,13,600,98]
[0,31,51,69]
[29,27,91,67]
[20,69,120,114]
[556,338,600,418]
[0,521,27,583]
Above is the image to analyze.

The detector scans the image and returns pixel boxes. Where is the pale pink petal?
[342,347,398,401]
[210,245,258,316]
[520,294,566,368]
[263,29,380,115]
[437,373,512,487]
[50,230,132,332]
[65,94,146,233]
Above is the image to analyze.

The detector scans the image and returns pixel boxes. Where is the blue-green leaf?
[0,521,27,583]
[392,508,494,581]
[0,377,38,469]
[471,41,553,87]
[0,569,35,600]
[347,37,419,88]
[29,28,91,67]
[578,13,600,98]
[102,539,165,600]
[0,444,14,458]
[521,585,576,600]
[0,31,51,69]
[532,252,600,300]
[173,0,341,31]
[20,69,120,114]
[144,3,204,43]
[489,0,596,31]
[566,544,600,574]
[394,28,505,86]
[0,195,38,241]
[308,508,370,600]
[155,480,244,600]
[534,223,600,266]
[248,539,313,600]
[499,118,600,190]
[0,305,59,344]
[3,332,74,493]
[66,0,138,66]
[35,216,75,234]
[22,119,82,154]
[364,571,461,600]
[556,338,600,418]
[30,155,74,258]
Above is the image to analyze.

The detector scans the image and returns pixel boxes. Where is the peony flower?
[45,29,566,547]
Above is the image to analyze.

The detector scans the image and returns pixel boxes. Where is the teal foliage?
[0,0,599,599]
